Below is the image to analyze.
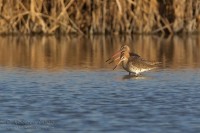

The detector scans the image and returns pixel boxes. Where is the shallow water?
[0,35,200,132]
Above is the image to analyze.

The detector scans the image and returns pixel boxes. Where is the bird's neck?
[122,58,128,67]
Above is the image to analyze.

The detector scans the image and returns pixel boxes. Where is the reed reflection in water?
[0,35,200,70]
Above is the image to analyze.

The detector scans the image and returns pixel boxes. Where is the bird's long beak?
[113,58,123,70]
[108,56,120,64]
[106,50,122,62]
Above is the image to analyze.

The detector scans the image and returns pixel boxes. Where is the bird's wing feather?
[128,56,158,69]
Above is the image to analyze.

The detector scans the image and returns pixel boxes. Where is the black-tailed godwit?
[109,45,160,76]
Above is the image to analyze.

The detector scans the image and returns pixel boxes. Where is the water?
[0,35,200,132]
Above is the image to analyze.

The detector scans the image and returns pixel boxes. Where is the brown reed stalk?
[0,0,199,34]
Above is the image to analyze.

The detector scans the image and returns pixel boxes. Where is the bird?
[112,45,161,76]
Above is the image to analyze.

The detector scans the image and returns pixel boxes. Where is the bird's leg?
[135,73,138,77]
[129,72,131,76]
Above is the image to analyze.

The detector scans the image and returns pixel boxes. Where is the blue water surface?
[0,67,200,133]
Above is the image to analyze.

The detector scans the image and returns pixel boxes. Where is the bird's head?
[120,45,130,52]
[113,52,128,70]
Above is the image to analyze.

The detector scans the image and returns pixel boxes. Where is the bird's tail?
[147,61,162,66]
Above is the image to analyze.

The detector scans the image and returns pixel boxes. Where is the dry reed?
[0,0,199,34]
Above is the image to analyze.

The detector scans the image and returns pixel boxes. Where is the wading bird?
[108,45,160,76]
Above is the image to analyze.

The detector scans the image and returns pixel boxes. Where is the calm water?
[0,35,200,132]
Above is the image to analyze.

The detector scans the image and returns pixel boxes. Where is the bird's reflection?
[121,74,151,80]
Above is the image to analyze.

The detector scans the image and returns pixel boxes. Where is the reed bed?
[0,0,199,34]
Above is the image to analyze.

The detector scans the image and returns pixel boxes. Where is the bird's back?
[128,56,159,70]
